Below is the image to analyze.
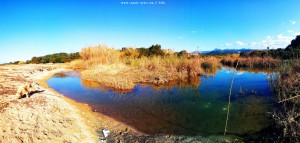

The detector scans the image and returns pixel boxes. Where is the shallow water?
[47,67,274,139]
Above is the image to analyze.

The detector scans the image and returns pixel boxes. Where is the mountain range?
[192,48,252,55]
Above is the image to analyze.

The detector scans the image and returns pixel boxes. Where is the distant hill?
[192,48,252,55]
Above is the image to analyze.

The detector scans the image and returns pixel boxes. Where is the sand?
[0,64,98,143]
[0,64,238,143]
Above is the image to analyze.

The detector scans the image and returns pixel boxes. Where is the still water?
[47,67,274,138]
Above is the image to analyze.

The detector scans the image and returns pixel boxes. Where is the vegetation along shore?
[1,35,299,142]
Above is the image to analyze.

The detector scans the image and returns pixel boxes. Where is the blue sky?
[0,0,300,63]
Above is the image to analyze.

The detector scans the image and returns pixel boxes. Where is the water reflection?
[47,67,274,138]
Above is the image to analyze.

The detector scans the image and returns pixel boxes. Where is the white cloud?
[287,30,300,36]
[293,32,300,36]
[277,34,290,40]
[277,34,284,39]
[235,41,245,46]
[249,33,296,49]
[223,32,298,49]
[191,30,197,33]
[260,34,294,48]
[224,43,232,47]
[250,42,257,46]
[177,36,184,39]
[290,20,296,25]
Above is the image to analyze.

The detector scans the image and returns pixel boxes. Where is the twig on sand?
[224,60,239,136]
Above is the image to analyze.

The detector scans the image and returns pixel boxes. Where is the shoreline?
[0,64,241,142]
[50,67,244,142]
[0,64,149,143]
[39,65,147,141]
[0,64,100,142]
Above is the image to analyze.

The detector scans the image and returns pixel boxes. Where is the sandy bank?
[0,64,239,143]
[0,64,98,143]
[0,64,159,143]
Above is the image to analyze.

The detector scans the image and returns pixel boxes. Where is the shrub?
[18,61,26,65]
[201,62,212,71]
[178,50,188,58]
[120,47,140,59]
[29,52,80,64]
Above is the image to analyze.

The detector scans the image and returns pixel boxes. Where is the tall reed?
[270,60,300,142]
[80,45,120,66]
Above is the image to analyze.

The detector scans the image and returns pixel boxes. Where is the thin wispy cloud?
[191,29,204,33]
[290,20,296,25]
[235,41,245,46]
[177,36,184,39]
[224,43,232,47]
[249,42,257,47]
[286,30,300,36]
[277,34,285,39]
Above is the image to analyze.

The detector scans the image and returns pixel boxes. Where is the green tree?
[178,50,188,58]
[149,44,164,56]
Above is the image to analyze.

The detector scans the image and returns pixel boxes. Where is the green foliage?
[136,47,149,57]
[178,50,188,57]
[122,44,165,58]
[10,61,20,64]
[29,52,80,64]
[286,35,300,51]
[148,44,164,56]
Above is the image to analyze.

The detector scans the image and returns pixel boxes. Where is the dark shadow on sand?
[19,90,45,99]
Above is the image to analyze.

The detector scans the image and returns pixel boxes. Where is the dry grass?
[68,59,85,69]
[120,47,140,59]
[270,60,300,142]
[18,61,26,65]
[201,56,221,74]
[81,63,135,90]
[221,54,281,68]
[80,45,120,66]
[72,45,222,90]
